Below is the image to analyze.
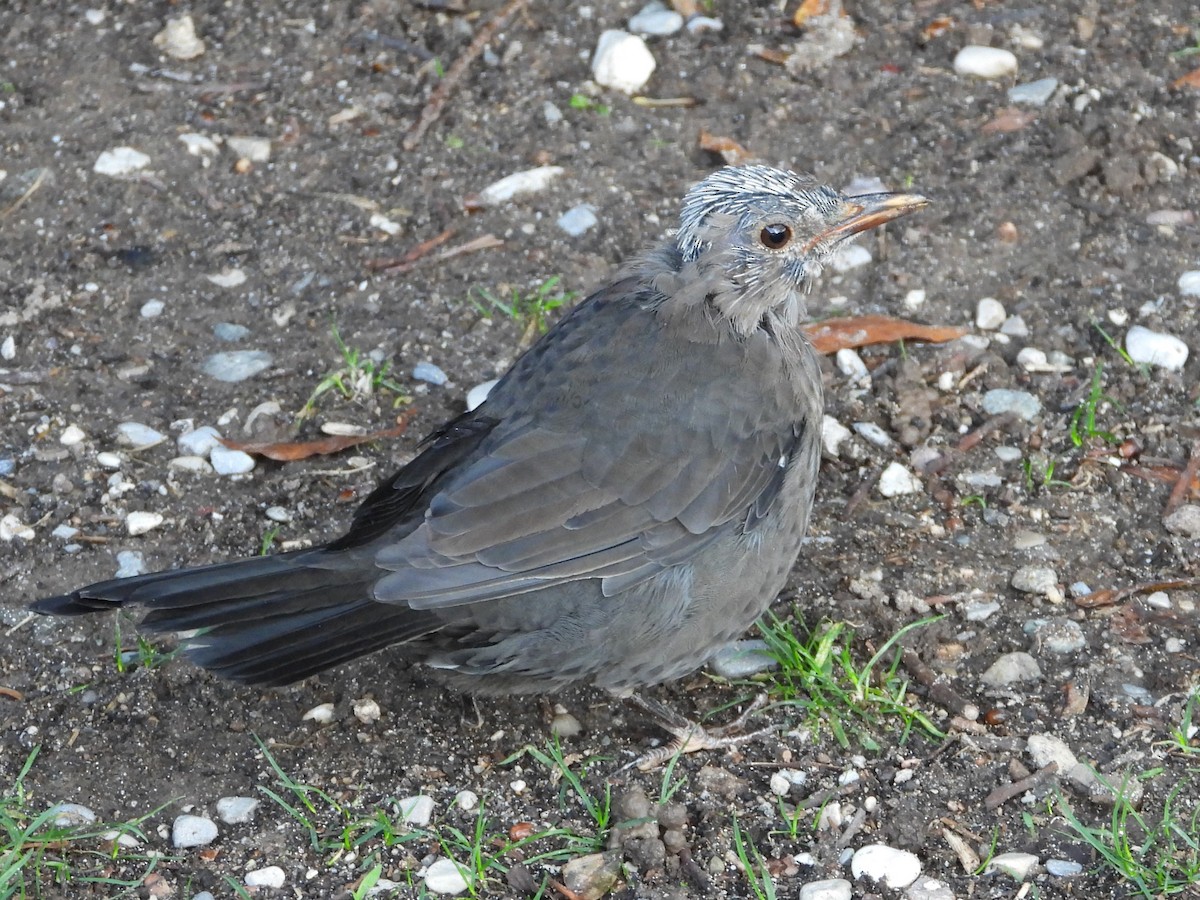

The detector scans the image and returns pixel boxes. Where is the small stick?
[1165,438,1200,517]
[378,233,503,276]
[902,649,978,720]
[365,226,457,271]
[403,0,529,151]
[984,762,1058,810]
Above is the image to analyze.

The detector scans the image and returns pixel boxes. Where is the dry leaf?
[698,129,754,165]
[802,315,968,354]
[221,414,415,462]
[793,0,831,27]
[921,16,956,42]
[1172,67,1200,89]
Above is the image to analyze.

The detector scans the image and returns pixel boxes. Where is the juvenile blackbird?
[34,166,927,704]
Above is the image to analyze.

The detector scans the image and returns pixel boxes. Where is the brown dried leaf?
[1172,67,1200,89]
[698,129,754,165]
[221,414,415,462]
[753,46,792,66]
[793,0,831,27]
[921,16,956,42]
[981,107,1037,134]
[802,315,968,354]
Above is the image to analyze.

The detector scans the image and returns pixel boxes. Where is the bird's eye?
[759,223,793,250]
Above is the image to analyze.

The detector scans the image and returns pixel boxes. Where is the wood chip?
[802,315,968,354]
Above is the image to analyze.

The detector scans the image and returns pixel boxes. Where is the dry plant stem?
[1166,438,1200,516]
[403,0,530,151]
[984,762,1058,810]
[902,649,978,720]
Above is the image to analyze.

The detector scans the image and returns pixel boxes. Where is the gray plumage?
[33,165,927,693]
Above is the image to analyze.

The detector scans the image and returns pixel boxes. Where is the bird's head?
[672,165,928,335]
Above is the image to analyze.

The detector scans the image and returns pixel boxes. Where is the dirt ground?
[2,1,1200,898]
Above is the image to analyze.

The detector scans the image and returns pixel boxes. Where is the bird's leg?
[623,692,774,771]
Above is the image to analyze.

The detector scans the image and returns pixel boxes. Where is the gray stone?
[1007,77,1058,106]
[709,639,779,678]
[982,389,1042,421]
[981,651,1042,687]
[201,350,273,382]
[557,204,599,237]
[412,361,448,386]
[216,796,259,824]
[1165,505,1200,538]
[799,878,852,900]
[172,814,218,848]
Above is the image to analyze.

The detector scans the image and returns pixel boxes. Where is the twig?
[1166,438,1200,517]
[902,649,979,720]
[365,227,457,272]
[1,167,49,219]
[984,762,1058,810]
[403,0,530,151]
[377,233,503,276]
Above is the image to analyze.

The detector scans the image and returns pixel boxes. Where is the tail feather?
[31,550,442,685]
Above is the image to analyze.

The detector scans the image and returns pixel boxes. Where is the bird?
[33,165,927,755]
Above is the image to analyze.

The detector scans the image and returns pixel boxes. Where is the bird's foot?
[624,692,774,772]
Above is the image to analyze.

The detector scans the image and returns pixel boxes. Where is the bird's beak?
[808,191,930,251]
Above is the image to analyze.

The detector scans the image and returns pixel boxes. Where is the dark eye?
[759,223,793,250]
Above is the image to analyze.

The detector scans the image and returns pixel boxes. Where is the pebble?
[354,698,382,724]
[172,814,218,848]
[0,514,34,541]
[466,379,498,411]
[629,1,683,36]
[542,101,562,124]
[953,45,1018,79]
[591,30,656,94]
[179,133,220,158]
[1000,315,1030,337]
[478,166,564,205]
[836,348,869,379]
[423,858,471,895]
[1179,271,1200,296]
[903,288,926,310]
[202,350,272,382]
[982,389,1041,421]
[994,446,1022,462]
[550,706,583,738]
[118,422,167,449]
[154,15,206,60]
[986,851,1039,881]
[303,703,335,723]
[980,651,1042,687]
[454,790,479,812]
[140,299,164,318]
[213,322,250,342]
[115,550,147,577]
[1125,325,1188,371]
[687,15,723,34]
[1031,618,1086,654]
[851,844,922,889]
[1027,733,1078,772]
[799,878,852,900]
[369,212,402,236]
[1046,858,1084,877]
[975,297,1006,330]
[399,796,435,826]
[853,421,892,448]
[0,335,13,360]
[94,147,151,177]
[1007,77,1058,106]
[964,597,1001,621]
[226,137,271,162]
[879,462,922,497]
[178,426,223,457]
[1012,530,1046,550]
[216,796,259,824]
[413,361,448,386]
[820,416,852,457]
[52,524,79,540]
[60,424,87,446]
[206,268,248,288]
[245,866,285,888]
[50,803,97,827]
[904,877,955,900]
[265,506,292,523]
[831,243,872,272]
[1011,565,1059,598]
[1164,504,1200,538]
[557,204,599,237]
[709,639,779,678]
[210,445,255,476]
[126,511,164,536]
[169,455,213,474]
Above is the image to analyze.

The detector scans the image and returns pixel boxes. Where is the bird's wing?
[370,281,811,609]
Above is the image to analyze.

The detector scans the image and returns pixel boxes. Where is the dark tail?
[32,550,439,685]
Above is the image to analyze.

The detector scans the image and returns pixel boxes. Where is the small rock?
[981,651,1042,687]
[975,297,1006,330]
[853,421,893,448]
[1179,271,1200,297]
[562,850,623,900]
[212,322,250,342]
[60,424,87,446]
[550,705,583,739]
[836,348,869,379]
[206,268,248,288]
[687,15,723,34]
[851,844,922,889]
[986,851,1039,881]
[52,524,79,540]
[628,1,683,36]
[117,422,167,449]
[179,133,220,158]
[591,30,656,94]
[210,445,255,476]
[1046,858,1084,877]
[466,380,498,411]
[1012,565,1059,598]
[354,698,382,724]
[413,361,448,386]
[954,45,1018,79]
[557,204,599,237]
[245,866,285,888]
[799,878,852,900]
[141,299,165,318]
[542,101,563,124]
[154,15,206,60]
[265,506,292,523]
[226,137,271,163]
[115,550,147,578]
[169,455,213,475]
[454,790,479,811]
[369,212,402,235]
[1027,733,1078,772]
[94,147,151,177]
[0,514,34,542]
[1031,618,1086,654]
[1007,77,1058,106]
[709,639,779,678]
[478,166,564,205]
[216,796,259,824]
[904,289,926,310]
[202,350,272,382]
[399,796,435,826]
[820,416,852,457]
[879,462,922,497]
[423,858,471,895]
[0,335,13,360]
[1125,325,1188,371]
[172,814,218,848]
[178,426,223,458]
[904,877,956,900]
[50,803,97,827]
[303,702,335,724]
[1001,315,1030,337]
[982,389,1041,420]
[831,243,872,272]
[1164,504,1200,538]
[126,511,164,536]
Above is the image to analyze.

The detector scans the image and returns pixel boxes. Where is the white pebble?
[591,30,656,94]
[879,462,921,497]
[354,697,382,724]
[168,455,213,474]
[303,703,335,724]
[953,45,1018,79]
[466,379,498,411]
[369,212,402,236]
[1125,325,1189,371]
[1027,733,1078,772]
[126,511,164,536]
[1007,77,1058,106]
[831,243,872,272]
[835,348,869,379]
[265,506,292,523]
[140,299,164,318]
[475,167,565,208]
[980,651,1042,687]
[0,514,35,541]
[60,424,87,446]
[117,422,167,449]
[423,858,471,895]
[84,9,105,25]
[1015,347,1047,371]
[226,136,271,162]
[52,524,79,540]
[557,204,599,237]
[851,844,922,888]
[154,15,206,60]
[798,878,850,900]
[1,335,15,359]
[115,550,147,577]
[172,814,218,848]
[853,421,893,448]
[94,147,151,177]
[975,297,1006,330]
[177,425,223,457]
[399,795,435,826]
[1012,564,1060,599]
[769,771,792,796]
[50,803,97,827]
[210,445,255,476]
[413,361,448,386]
[206,268,248,288]
[216,796,260,824]
[982,389,1041,421]
[245,866,285,888]
[542,101,562,124]
[903,288,926,310]
[455,790,479,811]
[179,133,220,157]
[986,852,1039,881]
[1179,271,1200,297]
[628,1,683,36]
[1164,504,1200,538]
[820,416,852,457]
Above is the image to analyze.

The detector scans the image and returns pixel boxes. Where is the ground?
[2,1,1200,898]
